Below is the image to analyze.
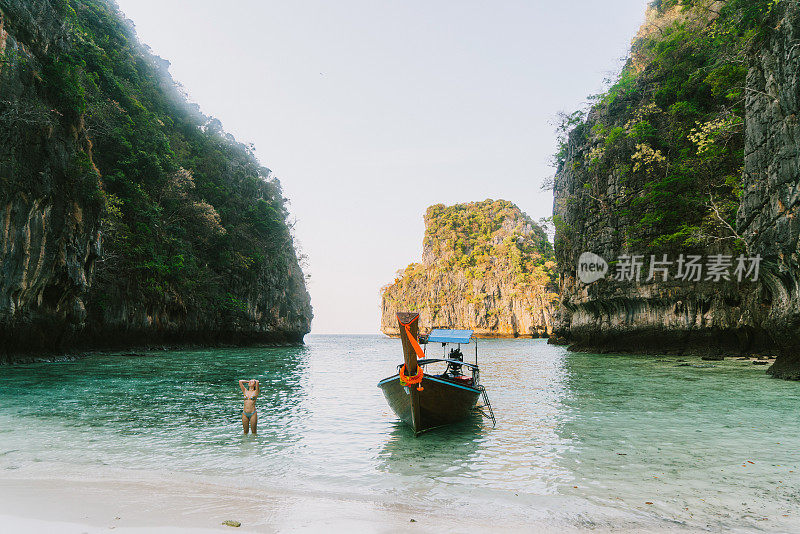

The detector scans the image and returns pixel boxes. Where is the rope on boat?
[476,385,496,427]
[401,321,427,359]
[398,318,426,391]
[399,363,424,391]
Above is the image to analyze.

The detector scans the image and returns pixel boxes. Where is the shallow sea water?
[0,335,798,531]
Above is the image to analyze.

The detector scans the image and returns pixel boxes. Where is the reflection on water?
[377,415,485,481]
[0,336,798,531]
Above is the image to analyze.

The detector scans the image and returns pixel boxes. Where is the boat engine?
[447,347,464,376]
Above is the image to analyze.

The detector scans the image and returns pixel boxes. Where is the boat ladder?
[476,385,496,427]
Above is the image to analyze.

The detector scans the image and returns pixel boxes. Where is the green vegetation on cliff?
[550,0,793,362]
[0,0,311,348]
[555,0,779,253]
[421,200,554,287]
[77,1,300,316]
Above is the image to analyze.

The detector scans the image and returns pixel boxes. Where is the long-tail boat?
[377,312,494,435]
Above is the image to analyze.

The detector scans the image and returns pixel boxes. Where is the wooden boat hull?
[377,374,481,435]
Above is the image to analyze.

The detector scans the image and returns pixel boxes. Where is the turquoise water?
[0,336,798,531]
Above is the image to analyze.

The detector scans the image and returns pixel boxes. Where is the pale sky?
[114,0,649,333]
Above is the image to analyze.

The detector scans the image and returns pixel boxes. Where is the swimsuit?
[243,392,257,418]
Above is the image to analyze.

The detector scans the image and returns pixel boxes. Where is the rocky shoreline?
[0,334,307,365]
[384,332,550,340]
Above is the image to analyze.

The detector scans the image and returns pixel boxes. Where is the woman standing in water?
[239,379,260,434]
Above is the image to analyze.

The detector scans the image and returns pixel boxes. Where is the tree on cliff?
[554,0,779,254]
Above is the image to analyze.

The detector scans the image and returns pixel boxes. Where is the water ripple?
[0,337,798,530]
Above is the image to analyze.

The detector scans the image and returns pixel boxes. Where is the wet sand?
[0,473,692,533]
[0,475,431,533]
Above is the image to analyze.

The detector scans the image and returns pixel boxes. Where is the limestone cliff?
[0,0,103,357]
[0,0,311,361]
[381,200,557,338]
[552,0,760,356]
[553,0,800,377]
[738,0,800,378]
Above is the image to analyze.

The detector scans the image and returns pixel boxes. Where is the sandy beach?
[0,468,695,534]
[0,473,438,534]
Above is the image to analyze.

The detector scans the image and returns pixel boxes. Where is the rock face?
[553,1,758,356]
[738,0,800,378]
[0,0,311,361]
[0,0,103,356]
[381,200,557,338]
[553,0,800,377]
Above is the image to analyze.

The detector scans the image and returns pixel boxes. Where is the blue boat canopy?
[427,329,474,344]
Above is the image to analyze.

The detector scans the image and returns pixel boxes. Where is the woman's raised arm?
[255,380,261,397]
[238,379,247,393]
